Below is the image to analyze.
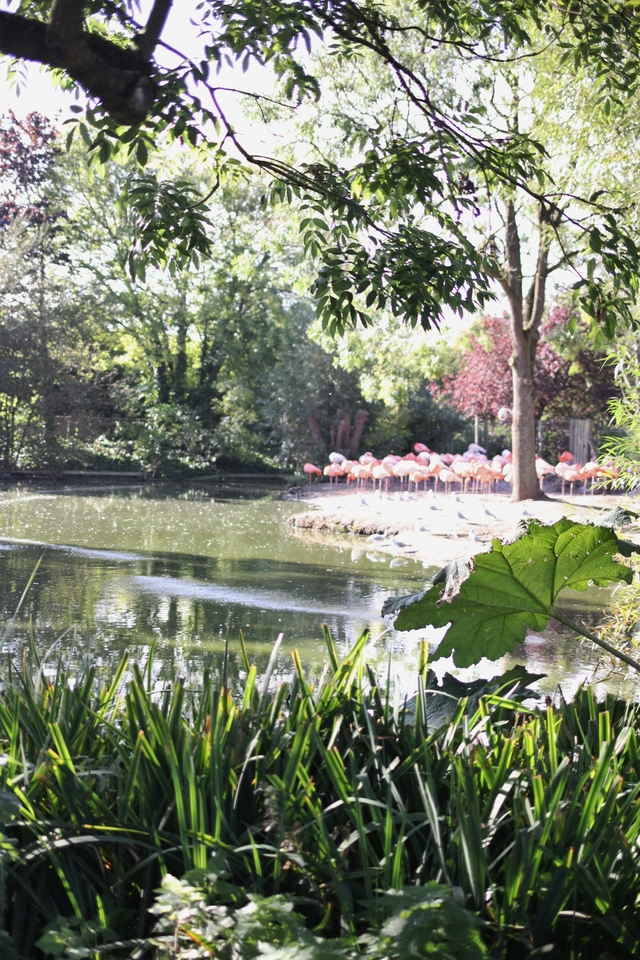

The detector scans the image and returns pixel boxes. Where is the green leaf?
[382,517,639,667]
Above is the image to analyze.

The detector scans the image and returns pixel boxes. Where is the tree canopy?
[2,1,640,335]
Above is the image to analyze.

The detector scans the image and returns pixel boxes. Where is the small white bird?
[390,558,408,568]
[366,552,387,563]
[367,533,386,542]
[429,504,440,511]
[469,531,482,542]
[360,497,369,506]
[457,511,468,520]
[393,538,408,547]
[483,506,495,518]
[451,494,463,502]
[521,508,531,516]
[417,524,428,532]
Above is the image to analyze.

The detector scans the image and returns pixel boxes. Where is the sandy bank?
[287,487,638,568]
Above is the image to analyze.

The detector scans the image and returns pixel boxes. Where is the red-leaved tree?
[0,111,59,227]
[430,309,617,423]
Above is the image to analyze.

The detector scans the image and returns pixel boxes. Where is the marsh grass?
[0,629,638,957]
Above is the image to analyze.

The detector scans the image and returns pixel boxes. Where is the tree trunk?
[501,200,553,501]
[348,409,369,458]
[510,328,542,499]
[173,315,188,401]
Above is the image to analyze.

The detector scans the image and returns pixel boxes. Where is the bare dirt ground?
[287,485,640,568]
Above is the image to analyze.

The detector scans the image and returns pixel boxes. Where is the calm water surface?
[0,480,635,698]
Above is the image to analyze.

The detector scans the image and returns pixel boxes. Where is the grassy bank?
[0,633,639,958]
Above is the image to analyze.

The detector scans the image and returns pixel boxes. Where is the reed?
[0,631,639,957]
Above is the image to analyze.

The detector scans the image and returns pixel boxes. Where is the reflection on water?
[0,480,636,699]
[0,480,425,683]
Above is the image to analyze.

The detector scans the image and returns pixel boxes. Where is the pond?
[0,480,635,699]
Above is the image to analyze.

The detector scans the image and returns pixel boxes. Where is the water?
[0,480,635,699]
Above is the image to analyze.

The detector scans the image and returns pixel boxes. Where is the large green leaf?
[382,516,640,668]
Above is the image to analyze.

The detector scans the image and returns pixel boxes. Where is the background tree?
[0,120,375,475]
[430,309,617,439]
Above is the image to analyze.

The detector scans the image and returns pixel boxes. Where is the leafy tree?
[431,308,617,427]
[318,317,469,454]
[0,111,106,469]
[49,138,371,472]
[0,4,638,321]
[0,218,106,469]
[0,110,59,226]
[3,3,640,493]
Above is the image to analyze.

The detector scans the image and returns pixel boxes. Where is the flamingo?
[555,461,572,495]
[324,462,344,487]
[372,462,393,491]
[453,459,474,492]
[580,461,600,493]
[535,457,556,491]
[392,460,415,487]
[473,463,498,495]
[563,464,582,496]
[438,468,462,495]
[409,468,431,493]
[303,463,322,483]
[352,463,374,488]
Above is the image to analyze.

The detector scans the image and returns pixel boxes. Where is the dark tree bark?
[348,409,369,458]
[307,414,324,447]
[499,200,558,501]
[0,1,173,124]
[335,411,351,451]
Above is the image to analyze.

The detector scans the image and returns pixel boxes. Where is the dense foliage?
[5,1,640,497]
[0,630,638,958]
[0,111,487,475]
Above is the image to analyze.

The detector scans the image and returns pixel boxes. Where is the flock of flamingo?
[303,443,620,495]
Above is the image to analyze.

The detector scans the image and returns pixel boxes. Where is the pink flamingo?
[303,463,322,484]
[324,462,344,487]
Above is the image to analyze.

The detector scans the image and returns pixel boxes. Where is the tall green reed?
[0,630,638,957]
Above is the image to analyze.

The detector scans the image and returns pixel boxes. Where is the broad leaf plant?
[383,509,640,672]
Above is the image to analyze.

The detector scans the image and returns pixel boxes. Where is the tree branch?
[0,9,155,124]
[49,0,86,43]
[504,199,523,321]
[0,12,50,64]
[523,210,550,335]
[135,0,173,59]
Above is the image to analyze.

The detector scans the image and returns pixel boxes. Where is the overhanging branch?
[0,8,157,124]
[136,0,174,59]
[49,0,86,43]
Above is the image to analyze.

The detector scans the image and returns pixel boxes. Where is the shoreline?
[287,486,639,567]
